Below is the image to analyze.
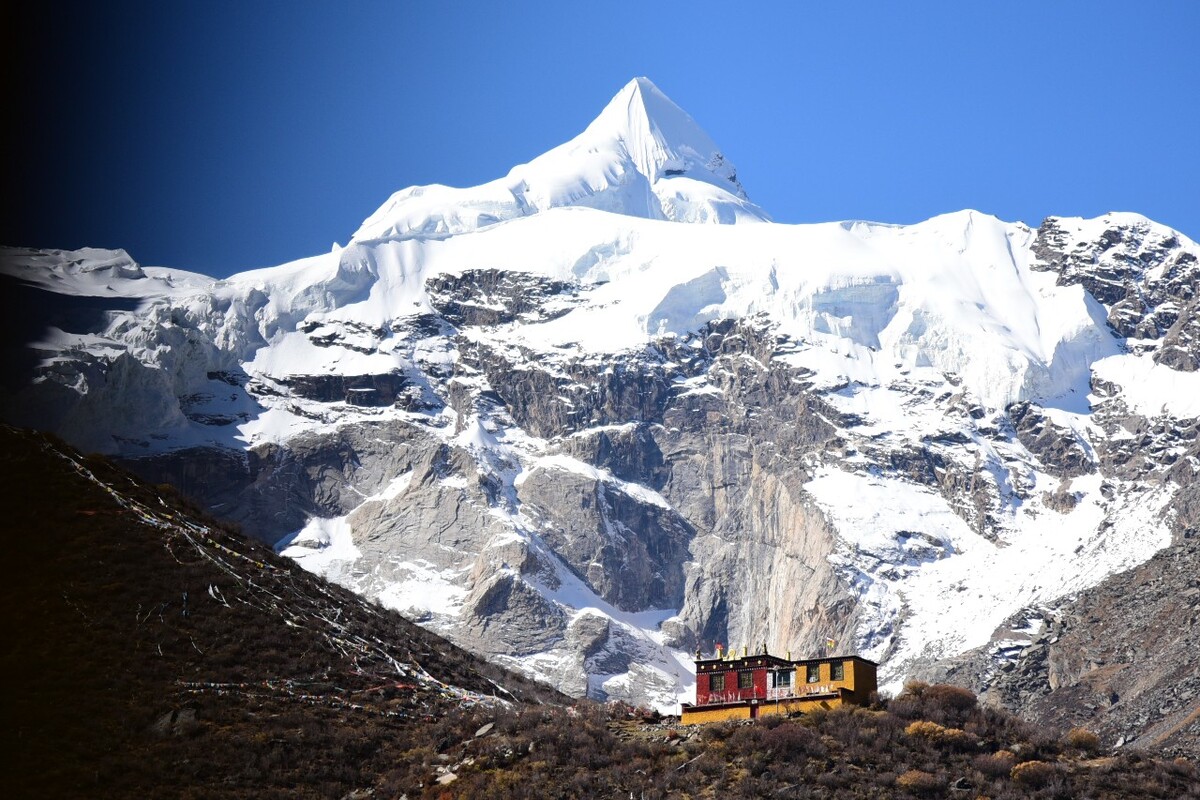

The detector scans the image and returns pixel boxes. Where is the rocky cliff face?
[5,226,1197,715]
[1032,216,1199,359]
[3,81,1199,728]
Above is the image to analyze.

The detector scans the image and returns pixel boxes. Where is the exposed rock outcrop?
[1007,401,1094,478]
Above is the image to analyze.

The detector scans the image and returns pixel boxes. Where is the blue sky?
[6,1,1199,277]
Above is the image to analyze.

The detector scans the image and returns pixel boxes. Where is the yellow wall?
[791,659,877,705]
[847,659,877,703]
[757,696,842,717]
[682,696,845,725]
[681,705,752,725]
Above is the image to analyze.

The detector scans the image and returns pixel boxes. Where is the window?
[831,661,845,681]
[807,664,821,683]
[710,674,725,692]
[738,671,754,689]
[772,670,792,688]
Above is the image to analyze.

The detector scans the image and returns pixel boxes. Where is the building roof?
[694,652,878,669]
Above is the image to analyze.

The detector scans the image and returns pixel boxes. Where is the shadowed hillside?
[0,426,564,798]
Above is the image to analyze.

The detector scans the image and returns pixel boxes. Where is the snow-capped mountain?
[3,77,1198,713]
[354,77,767,240]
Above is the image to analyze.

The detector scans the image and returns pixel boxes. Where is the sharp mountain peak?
[350,77,767,241]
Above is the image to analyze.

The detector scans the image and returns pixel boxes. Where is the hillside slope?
[927,539,1200,758]
[0,425,562,799]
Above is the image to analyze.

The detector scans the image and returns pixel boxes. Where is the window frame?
[710,673,725,692]
[738,671,754,690]
[831,661,845,681]
[807,664,821,683]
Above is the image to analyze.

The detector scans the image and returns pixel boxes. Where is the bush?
[904,719,973,750]
[905,720,948,740]
[761,720,821,758]
[973,749,1017,778]
[1066,726,1101,753]
[700,722,733,743]
[1011,759,1057,787]
[896,768,943,794]
[924,684,978,725]
[1169,756,1195,777]
[890,682,978,727]
[939,727,974,750]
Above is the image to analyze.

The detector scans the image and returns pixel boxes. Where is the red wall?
[697,667,770,704]
[753,668,767,698]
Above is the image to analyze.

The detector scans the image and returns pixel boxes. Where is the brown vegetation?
[1010,759,1058,788]
[895,768,943,794]
[1068,726,1102,754]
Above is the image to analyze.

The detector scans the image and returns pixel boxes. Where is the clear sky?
[5,1,1198,277]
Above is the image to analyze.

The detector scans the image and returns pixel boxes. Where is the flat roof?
[694,653,791,669]
[695,653,878,668]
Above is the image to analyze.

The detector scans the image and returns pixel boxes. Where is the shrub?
[973,749,1017,778]
[923,684,978,725]
[890,682,978,726]
[1169,756,1195,777]
[896,768,943,794]
[761,720,821,758]
[889,691,925,721]
[700,722,733,743]
[906,720,948,740]
[799,707,829,727]
[1011,759,1057,787]
[939,727,974,750]
[1066,726,1101,753]
[905,719,972,749]
[926,684,974,704]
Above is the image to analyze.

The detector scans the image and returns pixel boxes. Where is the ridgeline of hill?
[0,426,1196,798]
